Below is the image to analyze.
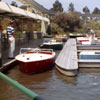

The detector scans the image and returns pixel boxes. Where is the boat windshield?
[20,48,53,54]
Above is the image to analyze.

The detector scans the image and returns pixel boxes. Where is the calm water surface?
[0,51,100,100]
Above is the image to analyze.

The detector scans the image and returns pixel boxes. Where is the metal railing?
[0,72,44,100]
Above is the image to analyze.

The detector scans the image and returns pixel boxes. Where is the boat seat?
[41,51,52,55]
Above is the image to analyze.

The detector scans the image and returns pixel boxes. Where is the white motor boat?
[15,48,56,74]
[78,50,100,68]
[41,39,63,50]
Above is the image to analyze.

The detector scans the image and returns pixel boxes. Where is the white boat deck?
[78,59,100,68]
[78,59,100,63]
[77,44,100,50]
[78,50,100,68]
[15,52,55,62]
[55,39,78,70]
[43,42,63,45]
[77,50,100,53]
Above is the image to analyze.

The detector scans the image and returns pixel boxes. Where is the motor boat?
[77,36,98,44]
[15,48,56,74]
[69,33,86,38]
[41,39,63,50]
[43,35,52,42]
[78,50,100,68]
[55,35,67,42]
[77,36,99,50]
[79,50,100,59]
[77,37,90,43]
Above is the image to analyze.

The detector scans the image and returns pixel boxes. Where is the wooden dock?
[78,59,100,68]
[0,59,17,72]
[1,39,43,72]
[55,39,78,76]
[77,44,100,50]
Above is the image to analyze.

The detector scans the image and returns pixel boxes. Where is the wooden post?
[0,21,2,67]
[27,20,34,40]
[0,35,1,67]
[46,20,51,35]
[41,20,46,36]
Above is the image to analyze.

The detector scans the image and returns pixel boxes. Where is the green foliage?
[1,18,9,29]
[92,7,100,14]
[50,23,63,34]
[68,3,75,13]
[86,21,100,30]
[50,0,63,12]
[33,21,41,31]
[52,12,82,32]
[83,6,90,14]
[15,31,23,38]
[84,21,100,36]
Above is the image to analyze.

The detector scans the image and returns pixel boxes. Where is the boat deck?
[78,59,100,68]
[55,39,78,70]
[77,50,100,53]
[77,44,100,50]
[78,59,100,63]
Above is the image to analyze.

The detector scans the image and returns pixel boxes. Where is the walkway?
[56,39,78,70]
[2,39,43,65]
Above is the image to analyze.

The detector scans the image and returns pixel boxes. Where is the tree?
[50,0,63,12]
[92,7,100,14]
[52,12,81,32]
[68,3,75,12]
[11,1,18,7]
[83,6,90,14]
[50,23,63,34]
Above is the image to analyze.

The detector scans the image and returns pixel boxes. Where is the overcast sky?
[2,0,100,13]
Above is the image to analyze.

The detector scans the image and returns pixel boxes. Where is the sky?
[2,0,100,13]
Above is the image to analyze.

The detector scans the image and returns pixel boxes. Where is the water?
[0,67,100,100]
[1,52,100,100]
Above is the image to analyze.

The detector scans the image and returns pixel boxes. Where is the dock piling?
[55,39,78,76]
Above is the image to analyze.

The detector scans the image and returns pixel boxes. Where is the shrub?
[50,23,64,35]
[52,12,82,32]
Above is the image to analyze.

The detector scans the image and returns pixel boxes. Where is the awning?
[26,11,37,19]
[18,0,55,15]
[0,2,50,22]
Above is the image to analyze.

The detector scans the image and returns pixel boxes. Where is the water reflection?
[79,68,100,74]
[1,49,100,100]
[55,69,77,85]
[1,65,100,100]
[6,65,54,85]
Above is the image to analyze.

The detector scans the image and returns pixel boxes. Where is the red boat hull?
[79,40,89,42]
[17,57,55,74]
